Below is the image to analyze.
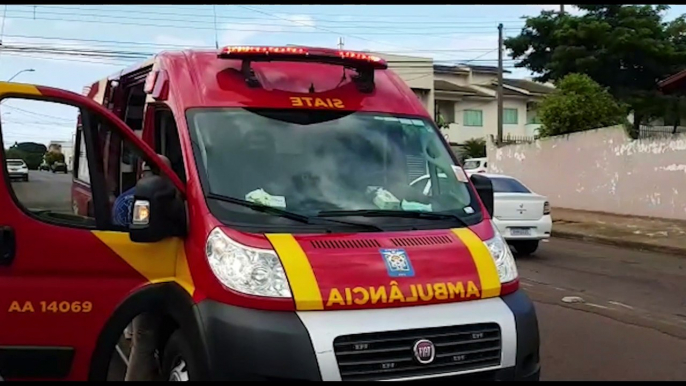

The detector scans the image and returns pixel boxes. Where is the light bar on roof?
[218,45,388,69]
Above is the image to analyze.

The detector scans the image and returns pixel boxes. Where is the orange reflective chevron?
[451,228,501,298]
[266,234,323,311]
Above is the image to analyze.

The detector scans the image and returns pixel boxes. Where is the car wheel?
[161,330,198,382]
[23,175,28,182]
[511,240,539,256]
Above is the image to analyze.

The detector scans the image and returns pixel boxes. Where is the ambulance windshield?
[186,108,482,228]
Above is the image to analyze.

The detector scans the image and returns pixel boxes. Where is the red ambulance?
[0,46,540,381]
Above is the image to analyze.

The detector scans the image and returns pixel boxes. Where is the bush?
[538,73,625,138]
[5,148,42,170]
[462,137,487,159]
[44,151,65,165]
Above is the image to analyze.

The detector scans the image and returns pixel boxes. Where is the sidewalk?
[551,208,686,256]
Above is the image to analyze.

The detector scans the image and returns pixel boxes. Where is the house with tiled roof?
[433,64,555,143]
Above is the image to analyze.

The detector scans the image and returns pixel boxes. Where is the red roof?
[658,69,686,94]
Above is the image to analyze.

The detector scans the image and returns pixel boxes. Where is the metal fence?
[500,135,537,144]
[638,125,686,139]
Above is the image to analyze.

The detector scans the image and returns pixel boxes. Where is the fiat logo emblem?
[412,339,435,364]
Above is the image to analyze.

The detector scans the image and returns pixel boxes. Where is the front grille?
[310,239,381,249]
[333,323,501,381]
[390,235,454,247]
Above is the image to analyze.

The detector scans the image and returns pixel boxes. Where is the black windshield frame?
[185,107,484,233]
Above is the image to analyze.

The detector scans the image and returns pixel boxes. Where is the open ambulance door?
[0,81,185,380]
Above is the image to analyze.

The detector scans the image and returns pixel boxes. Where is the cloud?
[218,14,317,46]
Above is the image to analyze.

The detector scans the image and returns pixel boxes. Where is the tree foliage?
[462,138,487,159]
[537,73,625,137]
[44,151,65,165]
[6,142,48,170]
[13,142,47,154]
[505,5,686,136]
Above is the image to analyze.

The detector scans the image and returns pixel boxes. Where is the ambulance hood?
[267,227,502,311]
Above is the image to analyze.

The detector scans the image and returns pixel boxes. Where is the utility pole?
[213,5,219,49]
[337,37,345,50]
[560,4,565,14]
[497,23,504,145]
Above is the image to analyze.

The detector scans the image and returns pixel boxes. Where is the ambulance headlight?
[205,228,292,298]
[484,222,518,283]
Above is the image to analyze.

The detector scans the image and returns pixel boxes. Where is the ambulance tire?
[161,330,198,381]
[512,240,539,256]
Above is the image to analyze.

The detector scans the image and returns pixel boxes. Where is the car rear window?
[6,160,24,166]
[491,177,531,193]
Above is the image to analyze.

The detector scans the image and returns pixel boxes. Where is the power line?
[1,34,501,55]
[1,10,518,36]
[11,5,527,24]
[2,105,76,122]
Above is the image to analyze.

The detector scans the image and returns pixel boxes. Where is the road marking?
[609,301,634,310]
[586,303,609,309]
[520,282,534,287]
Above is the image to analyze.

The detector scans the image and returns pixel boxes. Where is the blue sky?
[2,4,686,146]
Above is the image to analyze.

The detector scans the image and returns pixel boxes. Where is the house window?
[504,108,518,125]
[527,115,541,124]
[463,109,483,127]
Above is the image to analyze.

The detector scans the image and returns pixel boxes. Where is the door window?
[1,97,170,231]
[1,98,95,227]
[153,107,186,182]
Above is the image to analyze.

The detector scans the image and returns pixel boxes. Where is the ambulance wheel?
[512,240,539,256]
[161,329,198,381]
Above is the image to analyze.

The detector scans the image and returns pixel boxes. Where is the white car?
[485,173,551,256]
[6,159,29,182]
[462,157,488,174]
[408,172,551,256]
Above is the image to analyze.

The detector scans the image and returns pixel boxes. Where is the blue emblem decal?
[380,248,415,277]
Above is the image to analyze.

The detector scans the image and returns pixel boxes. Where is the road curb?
[551,229,686,257]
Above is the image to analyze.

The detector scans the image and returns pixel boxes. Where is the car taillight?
[544,201,550,215]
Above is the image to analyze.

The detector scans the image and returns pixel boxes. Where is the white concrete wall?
[434,72,470,86]
[471,72,497,85]
[487,126,686,220]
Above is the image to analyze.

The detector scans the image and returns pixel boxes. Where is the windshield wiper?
[317,209,469,227]
[207,193,384,231]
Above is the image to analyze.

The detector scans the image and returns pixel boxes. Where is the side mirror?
[129,175,186,243]
[470,174,494,218]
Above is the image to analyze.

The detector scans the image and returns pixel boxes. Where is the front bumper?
[493,215,552,241]
[195,290,540,381]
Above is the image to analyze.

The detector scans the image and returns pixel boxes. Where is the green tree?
[537,73,624,137]
[505,5,686,136]
[44,151,65,165]
[462,138,487,159]
[7,142,48,170]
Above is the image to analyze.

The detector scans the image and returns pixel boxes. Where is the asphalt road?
[10,170,72,212]
[519,238,686,381]
[9,172,686,380]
